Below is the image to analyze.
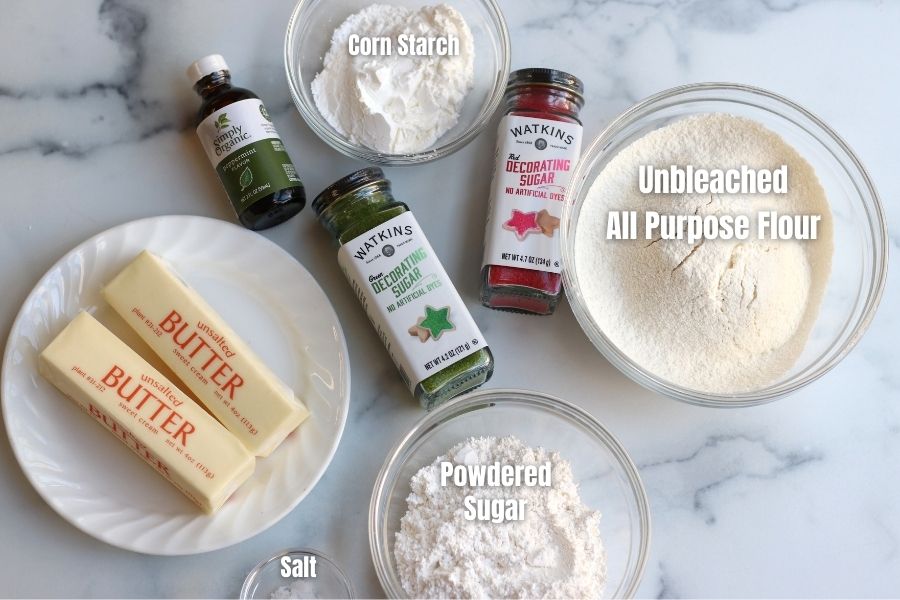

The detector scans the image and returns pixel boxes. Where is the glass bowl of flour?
[370,389,650,599]
[284,0,510,165]
[562,83,888,408]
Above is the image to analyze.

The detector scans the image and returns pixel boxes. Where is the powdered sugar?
[574,114,834,393]
[311,4,474,154]
[394,436,607,599]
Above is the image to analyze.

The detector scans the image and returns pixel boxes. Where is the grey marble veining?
[1,0,898,598]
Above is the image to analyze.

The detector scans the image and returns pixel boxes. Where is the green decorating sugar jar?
[313,168,494,409]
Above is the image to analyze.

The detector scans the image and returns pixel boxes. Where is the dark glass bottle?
[314,168,494,410]
[188,54,305,231]
[481,68,585,315]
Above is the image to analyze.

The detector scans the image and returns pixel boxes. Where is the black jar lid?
[507,68,585,98]
[312,167,387,214]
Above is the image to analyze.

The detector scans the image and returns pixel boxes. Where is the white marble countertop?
[0,0,898,597]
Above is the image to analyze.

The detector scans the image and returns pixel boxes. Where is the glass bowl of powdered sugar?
[284,0,510,165]
[562,82,888,408]
[370,389,650,599]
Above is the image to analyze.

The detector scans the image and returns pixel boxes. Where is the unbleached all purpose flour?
[575,114,834,393]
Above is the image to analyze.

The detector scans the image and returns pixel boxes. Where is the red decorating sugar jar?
[480,68,585,315]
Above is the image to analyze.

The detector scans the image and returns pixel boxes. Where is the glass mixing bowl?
[284,0,510,165]
[562,83,888,408]
[369,389,650,598]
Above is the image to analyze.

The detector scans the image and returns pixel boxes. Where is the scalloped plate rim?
[1,215,350,555]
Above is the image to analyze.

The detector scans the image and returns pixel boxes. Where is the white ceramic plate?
[1,215,350,555]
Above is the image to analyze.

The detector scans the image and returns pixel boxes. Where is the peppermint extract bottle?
[313,168,494,410]
[188,54,306,230]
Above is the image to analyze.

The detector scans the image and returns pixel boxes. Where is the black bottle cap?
[507,68,585,98]
[312,167,387,214]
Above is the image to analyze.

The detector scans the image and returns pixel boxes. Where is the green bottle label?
[196,99,302,215]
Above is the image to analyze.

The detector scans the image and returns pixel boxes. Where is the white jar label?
[338,212,488,391]
[196,99,279,166]
[196,99,301,213]
[482,115,583,274]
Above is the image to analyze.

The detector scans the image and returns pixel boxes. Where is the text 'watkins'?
[354,224,414,260]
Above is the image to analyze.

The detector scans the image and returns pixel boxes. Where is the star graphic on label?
[417,306,455,341]
[503,209,543,241]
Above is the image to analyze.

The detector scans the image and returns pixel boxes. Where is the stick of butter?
[39,312,255,513]
[102,251,309,457]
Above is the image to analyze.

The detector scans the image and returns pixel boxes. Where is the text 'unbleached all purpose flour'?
[575,114,834,394]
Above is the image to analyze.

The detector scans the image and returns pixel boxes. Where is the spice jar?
[188,54,306,231]
[481,69,585,315]
[313,168,494,410]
